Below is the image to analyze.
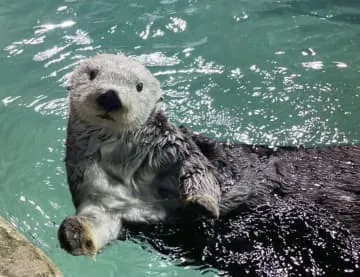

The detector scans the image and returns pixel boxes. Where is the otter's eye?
[89,69,98,81]
[136,82,143,92]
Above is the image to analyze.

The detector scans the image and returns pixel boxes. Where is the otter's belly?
[81,161,182,224]
[85,139,182,220]
[100,162,181,203]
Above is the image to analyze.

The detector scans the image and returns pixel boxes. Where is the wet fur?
[129,129,360,275]
[59,54,360,275]
[59,54,221,256]
[181,126,360,236]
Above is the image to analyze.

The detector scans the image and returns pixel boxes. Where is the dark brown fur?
[181,126,360,236]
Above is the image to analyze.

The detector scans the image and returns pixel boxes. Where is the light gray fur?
[62,54,221,252]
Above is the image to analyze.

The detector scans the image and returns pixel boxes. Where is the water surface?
[0,0,360,276]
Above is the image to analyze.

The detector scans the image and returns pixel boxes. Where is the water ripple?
[34,20,76,36]
[1,1,360,276]
[33,97,68,116]
[135,52,180,67]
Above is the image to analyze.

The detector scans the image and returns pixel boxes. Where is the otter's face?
[69,54,163,132]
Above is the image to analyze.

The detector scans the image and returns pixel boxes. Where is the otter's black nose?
[97,90,122,112]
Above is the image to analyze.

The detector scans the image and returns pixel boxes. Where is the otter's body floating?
[59,54,360,276]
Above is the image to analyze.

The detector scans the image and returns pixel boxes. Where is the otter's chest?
[99,139,154,186]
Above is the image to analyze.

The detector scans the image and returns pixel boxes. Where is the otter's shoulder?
[149,110,173,133]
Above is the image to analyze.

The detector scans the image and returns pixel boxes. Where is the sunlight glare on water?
[0,0,360,276]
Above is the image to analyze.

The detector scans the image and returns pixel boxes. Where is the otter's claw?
[185,195,220,219]
[58,216,98,257]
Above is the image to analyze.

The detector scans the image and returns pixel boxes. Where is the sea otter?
[58,54,360,276]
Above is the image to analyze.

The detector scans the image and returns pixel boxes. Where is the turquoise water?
[0,0,359,276]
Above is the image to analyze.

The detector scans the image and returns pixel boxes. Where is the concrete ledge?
[0,216,62,277]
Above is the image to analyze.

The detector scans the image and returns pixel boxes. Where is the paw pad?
[58,216,98,256]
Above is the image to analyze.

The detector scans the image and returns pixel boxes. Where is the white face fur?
[69,54,163,132]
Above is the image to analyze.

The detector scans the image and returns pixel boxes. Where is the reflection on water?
[135,199,359,276]
[1,0,360,276]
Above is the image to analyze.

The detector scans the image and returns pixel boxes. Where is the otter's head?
[68,54,163,132]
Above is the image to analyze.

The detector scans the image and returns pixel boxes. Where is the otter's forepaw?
[58,216,98,257]
[185,195,220,219]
